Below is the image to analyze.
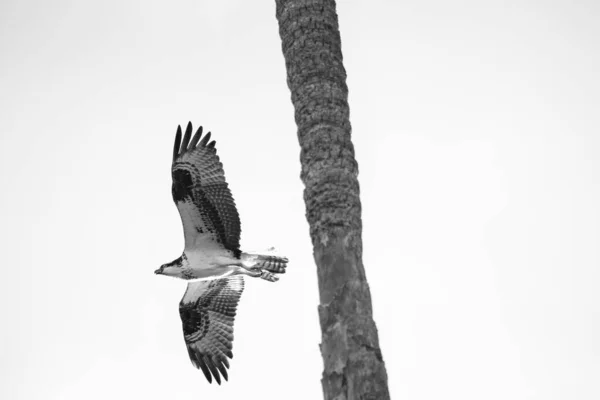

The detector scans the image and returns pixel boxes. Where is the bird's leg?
[236,265,279,282]
[236,264,261,276]
[258,270,279,282]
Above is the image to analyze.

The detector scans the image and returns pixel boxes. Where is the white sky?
[1,0,599,399]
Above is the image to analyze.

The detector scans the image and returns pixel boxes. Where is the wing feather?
[171,122,241,256]
[173,126,182,162]
[181,121,193,152]
[179,276,244,384]
[199,131,212,147]
[189,126,203,149]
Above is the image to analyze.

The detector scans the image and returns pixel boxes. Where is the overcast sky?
[1,0,599,399]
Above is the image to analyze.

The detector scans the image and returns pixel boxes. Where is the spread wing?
[171,122,241,257]
[179,276,245,384]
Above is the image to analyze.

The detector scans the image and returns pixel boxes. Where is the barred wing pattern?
[179,276,245,384]
[171,122,241,257]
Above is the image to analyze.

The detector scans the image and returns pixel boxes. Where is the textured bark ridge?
[275,1,391,399]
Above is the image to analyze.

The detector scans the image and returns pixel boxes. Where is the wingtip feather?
[199,131,212,147]
[204,356,222,385]
[215,358,229,382]
[199,362,213,383]
[189,347,213,383]
[189,126,203,149]
[173,125,182,161]
[181,122,193,151]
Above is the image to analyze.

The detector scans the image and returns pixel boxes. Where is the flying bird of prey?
[155,122,288,384]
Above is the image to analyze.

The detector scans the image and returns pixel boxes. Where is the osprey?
[155,122,288,384]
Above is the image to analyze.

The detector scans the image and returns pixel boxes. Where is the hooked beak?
[154,267,163,275]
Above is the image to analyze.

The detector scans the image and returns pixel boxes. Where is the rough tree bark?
[275,1,391,399]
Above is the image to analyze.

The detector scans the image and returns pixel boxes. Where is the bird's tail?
[241,249,288,274]
[254,254,288,273]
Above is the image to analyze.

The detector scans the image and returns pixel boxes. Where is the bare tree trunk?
[275,1,390,399]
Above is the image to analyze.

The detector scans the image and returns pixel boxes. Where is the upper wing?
[179,276,245,384]
[171,122,241,256]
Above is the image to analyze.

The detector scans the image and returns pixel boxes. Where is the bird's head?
[155,257,185,278]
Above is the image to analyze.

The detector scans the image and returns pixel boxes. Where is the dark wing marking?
[171,122,241,256]
[179,276,245,384]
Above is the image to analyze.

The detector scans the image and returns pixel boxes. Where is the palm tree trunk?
[275,1,391,398]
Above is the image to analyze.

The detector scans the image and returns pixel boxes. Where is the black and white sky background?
[1,1,599,399]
